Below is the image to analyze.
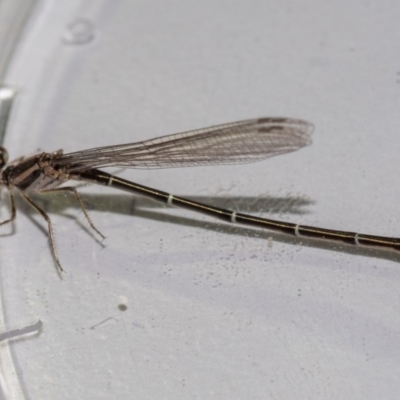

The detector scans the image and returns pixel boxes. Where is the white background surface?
[1,0,400,399]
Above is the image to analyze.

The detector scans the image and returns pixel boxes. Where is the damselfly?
[0,117,398,271]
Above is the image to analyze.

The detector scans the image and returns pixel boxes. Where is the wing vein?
[56,117,313,172]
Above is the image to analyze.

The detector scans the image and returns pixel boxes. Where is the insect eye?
[0,147,9,168]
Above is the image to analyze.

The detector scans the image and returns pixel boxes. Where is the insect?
[0,117,398,271]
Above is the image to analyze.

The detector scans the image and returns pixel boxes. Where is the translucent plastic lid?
[1,1,399,399]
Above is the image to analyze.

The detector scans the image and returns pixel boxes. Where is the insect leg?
[20,192,63,272]
[39,186,105,240]
[0,188,16,226]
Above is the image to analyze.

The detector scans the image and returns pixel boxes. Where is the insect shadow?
[12,190,400,263]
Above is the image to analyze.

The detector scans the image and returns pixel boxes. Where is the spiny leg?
[39,186,105,240]
[20,192,63,272]
[0,188,16,226]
